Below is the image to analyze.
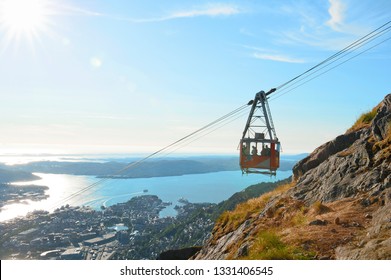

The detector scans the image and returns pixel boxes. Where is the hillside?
[193,94,391,260]
[0,168,40,183]
[3,156,298,178]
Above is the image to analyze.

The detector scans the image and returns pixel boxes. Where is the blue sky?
[0,0,390,155]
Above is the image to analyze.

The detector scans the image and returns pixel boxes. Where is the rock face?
[291,94,391,204]
[194,94,391,260]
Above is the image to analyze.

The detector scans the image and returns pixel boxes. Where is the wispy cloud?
[133,3,242,23]
[56,4,103,17]
[253,52,305,63]
[325,0,346,31]
[58,3,241,23]
[173,4,240,18]
[84,114,135,121]
[279,28,355,51]
[239,27,256,37]
[244,46,305,63]
[273,0,370,51]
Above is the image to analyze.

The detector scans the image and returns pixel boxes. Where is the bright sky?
[0,0,390,155]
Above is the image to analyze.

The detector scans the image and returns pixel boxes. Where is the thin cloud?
[239,27,256,37]
[171,4,240,18]
[85,115,135,121]
[243,45,306,63]
[274,0,369,51]
[124,4,242,23]
[253,52,305,63]
[325,0,346,31]
[55,4,103,17]
[55,3,241,23]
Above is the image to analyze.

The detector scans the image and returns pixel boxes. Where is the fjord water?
[0,170,292,222]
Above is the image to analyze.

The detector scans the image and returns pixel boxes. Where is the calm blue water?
[0,170,292,221]
[90,170,292,217]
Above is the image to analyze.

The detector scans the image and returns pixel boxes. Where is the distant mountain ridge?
[0,168,40,183]
[193,94,391,260]
[2,156,302,179]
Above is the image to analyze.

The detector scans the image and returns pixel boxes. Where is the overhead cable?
[274,20,391,93]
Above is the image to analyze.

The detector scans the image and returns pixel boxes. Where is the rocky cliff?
[193,94,391,260]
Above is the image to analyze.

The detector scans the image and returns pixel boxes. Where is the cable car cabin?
[240,90,280,176]
[240,136,280,175]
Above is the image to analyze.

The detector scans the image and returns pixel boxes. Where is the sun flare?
[0,0,53,48]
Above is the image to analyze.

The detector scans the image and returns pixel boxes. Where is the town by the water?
[0,194,215,260]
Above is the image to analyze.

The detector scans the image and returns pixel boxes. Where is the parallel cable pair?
[270,20,391,101]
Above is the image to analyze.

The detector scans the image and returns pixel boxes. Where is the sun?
[0,0,53,49]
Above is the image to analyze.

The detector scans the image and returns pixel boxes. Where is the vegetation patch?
[347,106,378,132]
[214,182,296,237]
[290,210,307,226]
[211,179,290,221]
[215,197,266,236]
[311,201,333,215]
[245,231,314,260]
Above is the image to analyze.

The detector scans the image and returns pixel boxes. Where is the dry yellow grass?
[347,106,378,133]
[214,186,381,259]
[214,182,296,238]
[311,201,333,215]
[290,210,307,226]
[337,148,354,157]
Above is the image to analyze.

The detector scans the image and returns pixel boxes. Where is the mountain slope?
[0,168,40,183]
[194,94,391,260]
[6,156,297,178]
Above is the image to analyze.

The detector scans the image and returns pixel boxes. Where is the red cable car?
[240,89,280,175]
